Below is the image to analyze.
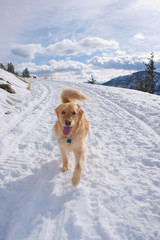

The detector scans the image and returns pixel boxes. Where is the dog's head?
[55,103,84,136]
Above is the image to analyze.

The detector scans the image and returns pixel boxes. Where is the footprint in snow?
[18,144,28,150]
[42,141,53,151]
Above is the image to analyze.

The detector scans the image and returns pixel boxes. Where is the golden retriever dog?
[54,89,89,186]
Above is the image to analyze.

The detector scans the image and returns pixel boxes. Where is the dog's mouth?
[63,127,72,136]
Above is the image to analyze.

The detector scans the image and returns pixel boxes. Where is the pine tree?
[0,63,6,70]
[88,75,96,84]
[22,68,30,78]
[144,52,155,94]
[7,63,15,74]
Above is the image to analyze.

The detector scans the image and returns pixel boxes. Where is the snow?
[0,69,160,240]
[0,69,29,120]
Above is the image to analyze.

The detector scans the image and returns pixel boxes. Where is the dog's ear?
[77,104,84,119]
[55,104,62,118]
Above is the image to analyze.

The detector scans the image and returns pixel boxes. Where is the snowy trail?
[0,79,160,240]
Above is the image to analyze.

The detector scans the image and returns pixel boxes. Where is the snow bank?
[0,69,29,114]
[0,69,30,129]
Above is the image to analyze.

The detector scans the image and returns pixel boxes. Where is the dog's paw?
[62,166,69,172]
[72,175,81,187]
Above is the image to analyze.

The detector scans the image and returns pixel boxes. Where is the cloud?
[133,33,144,40]
[11,44,42,59]
[1,0,160,66]
[89,55,144,70]
[43,39,79,56]
[79,37,119,52]
[49,59,88,73]
[16,59,93,82]
[17,59,88,74]
[16,59,138,83]
[44,37,119,56]
[16,51,160,81]
[16,62,50,74]
[11,37,119,59]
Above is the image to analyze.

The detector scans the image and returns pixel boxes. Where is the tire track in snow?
[98,88,160,139]
[86,86,160,171]
[0,82,50,158]
[0,81,57,185]
[87,85,160,140]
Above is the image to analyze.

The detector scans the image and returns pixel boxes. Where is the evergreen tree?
[22,68,30,78]
[88,75,96,84]
[7,62,15,74]
[144,52,155,94]
[0,63,6,70]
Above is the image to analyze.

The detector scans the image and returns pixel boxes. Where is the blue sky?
[1,0,160,82]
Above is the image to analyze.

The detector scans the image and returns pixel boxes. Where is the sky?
[1,0,160,82]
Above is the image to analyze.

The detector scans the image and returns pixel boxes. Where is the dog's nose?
[65,120,71,126]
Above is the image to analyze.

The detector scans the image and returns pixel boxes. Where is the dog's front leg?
[72,151,85,186]
[60,147,69,172]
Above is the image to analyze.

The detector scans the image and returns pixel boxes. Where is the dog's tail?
[61,88,88,103]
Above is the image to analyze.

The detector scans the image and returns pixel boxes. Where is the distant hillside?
[103,71,160,95]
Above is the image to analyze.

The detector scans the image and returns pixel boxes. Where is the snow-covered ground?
[0,69,160,240]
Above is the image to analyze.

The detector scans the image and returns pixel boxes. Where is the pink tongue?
[63,127,72,136]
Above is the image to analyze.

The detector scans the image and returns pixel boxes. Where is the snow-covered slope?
[0,74,160,240]
[0,69,29,115]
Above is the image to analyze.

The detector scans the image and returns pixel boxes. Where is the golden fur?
[54,89,89,186]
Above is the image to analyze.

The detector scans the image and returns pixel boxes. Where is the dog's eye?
[61,111,65,115]
[72,111,76,115]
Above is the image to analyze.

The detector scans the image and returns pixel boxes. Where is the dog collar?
[61,134,72,143]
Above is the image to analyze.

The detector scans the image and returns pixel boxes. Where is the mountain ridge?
[103,71,160,95]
